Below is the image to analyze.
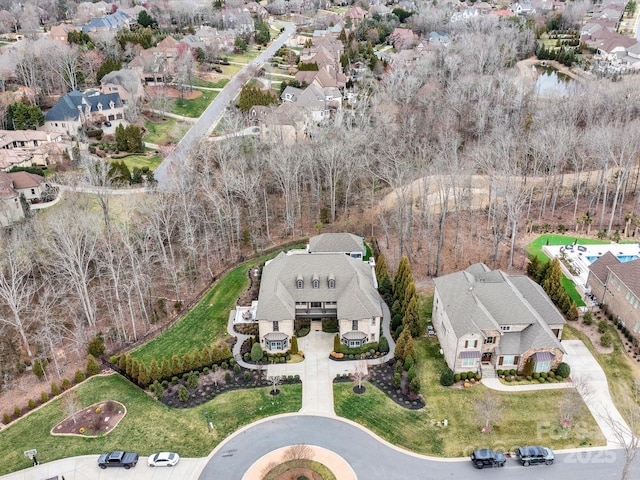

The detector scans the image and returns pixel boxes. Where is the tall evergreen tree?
[171,354,182,375]
[149,358,160,382]
[161,357,171,379]
[403,295,421,338]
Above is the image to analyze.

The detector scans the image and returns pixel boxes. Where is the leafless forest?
[2,11,640,409]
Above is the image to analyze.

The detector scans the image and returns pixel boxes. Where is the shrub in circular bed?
[509,369,516,375]
[497,369,503,376]
[533,372,540,379]
[526,375,532,381]
[460,372,467,380]
[541,372,548,379]
[454,373,461,383]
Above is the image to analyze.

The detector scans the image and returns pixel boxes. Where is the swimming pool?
[586,255,639,264]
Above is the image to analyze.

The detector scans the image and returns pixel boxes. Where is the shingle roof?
[256,251,382,322]
[0,172,17,199]
[434,264,565,354]
[609,259,640,298]
[589,251,620,283]
[309,233,363,254]
[45,91,122,122]
[8,171,44,189]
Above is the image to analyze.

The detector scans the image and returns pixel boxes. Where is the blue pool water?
[586,255,639,263]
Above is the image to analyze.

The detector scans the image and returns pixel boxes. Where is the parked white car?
[147,452,180,467]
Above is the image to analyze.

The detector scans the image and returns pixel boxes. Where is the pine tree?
[192,347,202,370]
[402,280,416,315]
[182,352,192,372]
[201,346,211,367]
[526,256,541,279]
[220,343,232,360]
[130,358,139,380]
[125,355,133,376]
[393,256,410,302]
[403,295,421,338]
[138,363,149,387]
[118,354,127,372]
[379,276,393,306]
[171,354,182,375]
[391,300,403,333]
[394,328,411,360]
[149,358,160,382]
[86,354,100,376]
[161,357,171,379]
[567,302,579,321]
[334,333,341,353]
[375,252,389,281]
[290,336,299,355]
[115,123,127,151]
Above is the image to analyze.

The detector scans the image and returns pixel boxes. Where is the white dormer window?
[97,103,103,111]
[312,274,319,289]
[296,274,303,289]
[328,273,335,289]
[109,101,115,109]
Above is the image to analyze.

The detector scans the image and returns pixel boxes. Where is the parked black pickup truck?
[97,451,139,469]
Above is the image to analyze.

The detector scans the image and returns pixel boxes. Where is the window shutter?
[498,356,503,366]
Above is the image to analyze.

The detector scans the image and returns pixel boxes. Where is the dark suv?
[471,449,506,469]
[515,446,554,466]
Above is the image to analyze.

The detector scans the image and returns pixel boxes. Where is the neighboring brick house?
[43,91,124,135]
[49,23,79,43]
[587,253,640,333]
[256,233,382,353]
[388,28,419,51]
[128,36,192,83]
[433,264,566,374]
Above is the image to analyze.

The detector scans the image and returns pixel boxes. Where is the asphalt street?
[199,415,639,480]
[154,22,296,188]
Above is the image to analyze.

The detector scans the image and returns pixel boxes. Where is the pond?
[533,64,576,97]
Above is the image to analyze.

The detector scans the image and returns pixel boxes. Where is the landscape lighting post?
[204,409,211,432]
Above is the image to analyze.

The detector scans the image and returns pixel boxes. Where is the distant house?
[280,83,338,122]
[49,23,79,43]
[587,253,640,333]
[100,69,145,105]
[128,36,193,83]
[0,130,63,171]
[0,172,23,226]
[389,28,419,50]
[250,103,308,145]
[78,10,135,35]
[433,264,566,374]
[345,6,369,24]
[7,171,46,203]
[43,90,124,135]
[256,233,382,353]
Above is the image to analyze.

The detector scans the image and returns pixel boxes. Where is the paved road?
[154,22,296,188]
[199,415,638,480]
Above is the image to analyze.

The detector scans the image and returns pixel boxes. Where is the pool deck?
[543,242,640,301]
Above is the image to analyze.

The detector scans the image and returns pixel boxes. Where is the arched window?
[296,274,303,289]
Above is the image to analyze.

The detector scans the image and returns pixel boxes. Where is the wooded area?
[1,5,640,409]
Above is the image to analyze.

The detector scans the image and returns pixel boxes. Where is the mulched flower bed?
[52,400,125,437]
[367,360,425,410]
[159,366,301,409]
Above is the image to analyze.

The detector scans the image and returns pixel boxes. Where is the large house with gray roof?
[43,91,124,135]
[587,253,640,334]
[432,264,565,374]
[256,234,382,353]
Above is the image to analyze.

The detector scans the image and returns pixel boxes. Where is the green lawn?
[170,90,218,118]
[131,251,289,365]
[143,118,189,145]
[335,337,605,457]
[0,374,301,476]
[191,76,230,89]
[221,63,245,76]
[525,234,617,262]
[227,49,261,64]
[111,154,162,172]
